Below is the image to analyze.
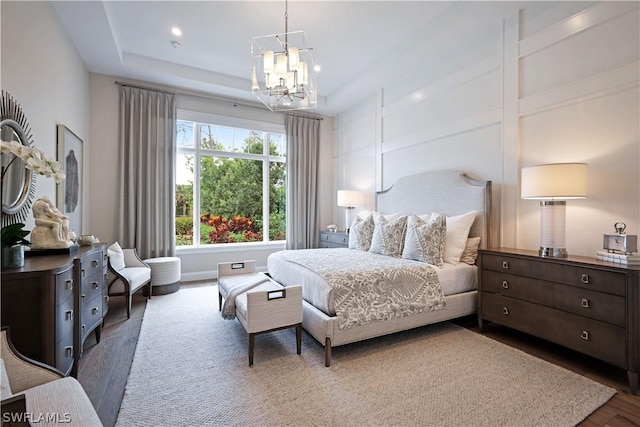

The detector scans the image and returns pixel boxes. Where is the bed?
[267,170,492,366]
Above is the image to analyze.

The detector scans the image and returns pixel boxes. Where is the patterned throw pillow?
[369,213,407,257]
[401,214,446,266]
[348,214,375,251]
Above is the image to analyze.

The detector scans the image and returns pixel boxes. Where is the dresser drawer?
[81,294,103,341]
[55,332,74,375]
[481,254,625,296]
[481,292,626,368]
[55,296,74,344]
[55,267,74,306]
[320,231,348,246]
[81,271,103,302]
[482,270,626,327]
[80,251,103,281]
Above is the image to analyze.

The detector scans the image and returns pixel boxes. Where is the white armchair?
[107,242,151,319]
[1,327,102,426]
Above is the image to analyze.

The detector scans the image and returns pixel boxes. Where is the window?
[175,113,286,247]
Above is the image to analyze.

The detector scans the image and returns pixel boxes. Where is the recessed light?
[171,40,182,48]
[172,27,182,37]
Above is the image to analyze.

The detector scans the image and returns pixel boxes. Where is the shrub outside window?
[175,115,286,247]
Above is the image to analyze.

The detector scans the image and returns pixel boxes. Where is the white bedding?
[267,248,477,317]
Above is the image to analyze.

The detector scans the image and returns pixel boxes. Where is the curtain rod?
[286,113,323,121]
[114,80,324,120]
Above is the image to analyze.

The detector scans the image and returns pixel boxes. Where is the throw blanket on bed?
[278,249,446,330]
[221,274,270,320]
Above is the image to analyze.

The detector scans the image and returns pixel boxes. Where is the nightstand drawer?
[319,231,349,248]
[482,270,626,327]
[481,292,626,368]
[481,254,626,296]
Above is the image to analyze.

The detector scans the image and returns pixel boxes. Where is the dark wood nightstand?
[318,230,349,248]
[478,248,640,395]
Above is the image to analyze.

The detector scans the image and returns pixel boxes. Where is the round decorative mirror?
[1,91,36,227]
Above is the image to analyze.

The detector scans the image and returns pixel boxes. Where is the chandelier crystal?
[251,1,317,111]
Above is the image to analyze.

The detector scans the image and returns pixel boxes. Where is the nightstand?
[478,248,640,395]
[319,230,349,248]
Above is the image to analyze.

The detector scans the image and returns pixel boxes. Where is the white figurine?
[30,196,72,249]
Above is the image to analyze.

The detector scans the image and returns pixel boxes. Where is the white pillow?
[432,211,476,265]
[108,241,126,271]
[460,236,482,265]
[349,214,375,251]
[401,214,446,266]
[369,213,407,257]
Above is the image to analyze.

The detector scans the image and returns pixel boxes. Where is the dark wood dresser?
[319,230,349,248]
[478,248,640,395]
[1,244,107,376]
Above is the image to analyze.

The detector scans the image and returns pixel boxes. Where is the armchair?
[107,242,151,319]
[1,327,102,426]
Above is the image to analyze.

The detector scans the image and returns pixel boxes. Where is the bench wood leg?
[325,337,332,367]
[296,323,302,355]
[249,333,255,366]
[218,292,222,311]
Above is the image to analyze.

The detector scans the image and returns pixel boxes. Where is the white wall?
[88,73,334,281]
[1,1,89,232]
[333,1,639,258]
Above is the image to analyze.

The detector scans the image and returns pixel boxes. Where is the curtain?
[285,114,320,250]
[118,86,176,258]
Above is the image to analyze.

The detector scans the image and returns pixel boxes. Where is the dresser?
[1,244,107,377]
[319,230,349,248]
[478,248,640,395]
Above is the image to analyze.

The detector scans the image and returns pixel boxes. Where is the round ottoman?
[143,256,181,296]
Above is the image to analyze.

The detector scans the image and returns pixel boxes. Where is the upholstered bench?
[217,261,303,366]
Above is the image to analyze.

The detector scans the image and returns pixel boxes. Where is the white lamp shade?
[337,190,364,207]
[521,163,588,200]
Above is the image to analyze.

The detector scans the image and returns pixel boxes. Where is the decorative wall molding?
[519,2,639,58]
[382,52,502,118]
[381,108,501,154]
[519,62,639,117]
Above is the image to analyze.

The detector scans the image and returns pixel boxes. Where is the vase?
[2,244,25,269]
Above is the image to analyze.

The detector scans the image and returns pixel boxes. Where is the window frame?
[175,110,286,249]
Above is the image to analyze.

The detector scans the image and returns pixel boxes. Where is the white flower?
[1,139,65,184]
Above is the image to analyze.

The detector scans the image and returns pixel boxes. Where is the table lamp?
[521,163,588,257]
[337,190,364,232]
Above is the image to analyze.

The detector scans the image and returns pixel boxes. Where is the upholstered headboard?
[376,170,492,249]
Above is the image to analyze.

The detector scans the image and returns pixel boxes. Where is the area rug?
[116,285,615,427]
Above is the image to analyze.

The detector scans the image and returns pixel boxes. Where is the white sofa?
[1,328,102,426]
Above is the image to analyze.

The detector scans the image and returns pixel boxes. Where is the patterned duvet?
[267,248,446,330]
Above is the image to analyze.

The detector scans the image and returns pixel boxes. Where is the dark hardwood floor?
[77,285,640,427]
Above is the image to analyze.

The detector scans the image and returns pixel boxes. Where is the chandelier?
[251,0,317,111]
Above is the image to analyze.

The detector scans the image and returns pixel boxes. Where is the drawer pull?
[581,330,590,341]
[92,260,99,268]
[65,346,73,357]
[65,279,73,291]
[81,293,85,300]
[502,307,509,315]
[65,310,74,321]
[581,298,589,308]
[502,261,509,269]
[92,307,99,315]
[93,282,99,289]
[502,280,509,289]
[105,295,110,302]
[82,324,86,331]
[581,274,590,284]
[82,269,86,279]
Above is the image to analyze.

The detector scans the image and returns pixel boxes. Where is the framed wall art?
[56,124,82,235]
